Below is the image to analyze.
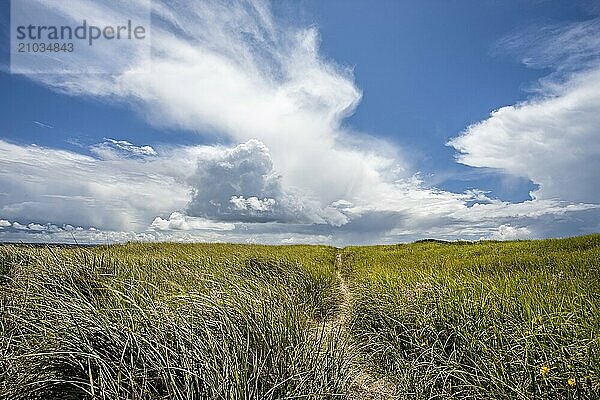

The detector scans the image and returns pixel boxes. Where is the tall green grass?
[341,235,600,399]
[1,236,599,399]
[0,244,353,399]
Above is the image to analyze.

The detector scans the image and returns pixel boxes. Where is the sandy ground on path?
[329,252,398,400]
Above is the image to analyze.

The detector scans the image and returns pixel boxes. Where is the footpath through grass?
[1,235,599,399]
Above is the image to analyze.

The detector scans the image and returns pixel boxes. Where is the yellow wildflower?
[568,377,576,387]
[540,365,549,377]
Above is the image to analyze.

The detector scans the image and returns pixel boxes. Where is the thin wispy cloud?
[32,120,54,129]
[496,18,600,74]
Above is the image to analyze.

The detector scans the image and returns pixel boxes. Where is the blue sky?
[0,0,599,244]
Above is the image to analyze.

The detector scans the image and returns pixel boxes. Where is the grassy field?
[1,235,599,399]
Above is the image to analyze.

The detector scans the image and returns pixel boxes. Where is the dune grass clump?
[341,235,600,399]
[0,244,353,399]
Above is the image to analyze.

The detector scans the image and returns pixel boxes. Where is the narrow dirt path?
[334,253,352,327]
[332,251,398,400]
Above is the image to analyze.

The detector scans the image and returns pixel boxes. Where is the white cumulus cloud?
[150,212,235,231]
[448,68,600,204]
[488,225,532,241]
[90,138,158,160]
[230,196,276,212]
